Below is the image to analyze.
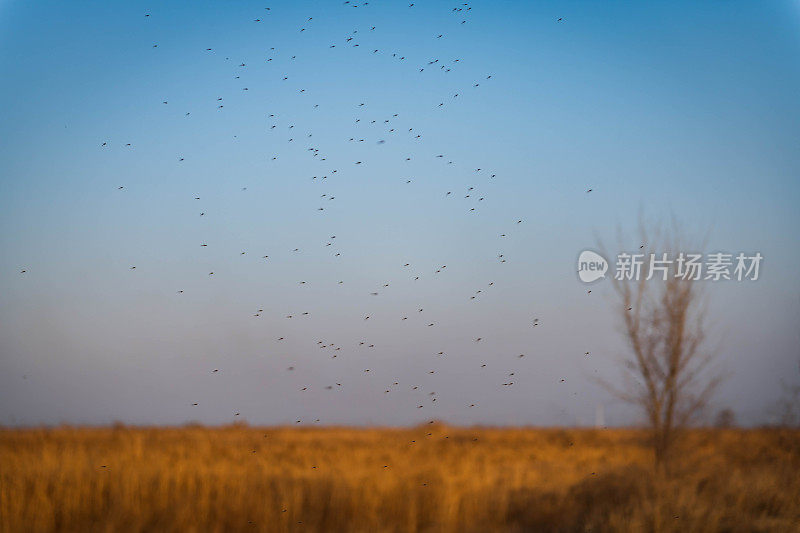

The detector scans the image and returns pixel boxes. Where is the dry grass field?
[1,424,798,532]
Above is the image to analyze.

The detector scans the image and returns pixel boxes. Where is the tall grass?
[1,425,798,532]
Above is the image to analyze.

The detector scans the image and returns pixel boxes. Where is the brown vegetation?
[1,425,798,532]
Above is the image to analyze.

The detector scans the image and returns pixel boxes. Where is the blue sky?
[1,0,798,426]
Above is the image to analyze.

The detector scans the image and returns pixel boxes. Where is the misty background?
[1,0,798,427]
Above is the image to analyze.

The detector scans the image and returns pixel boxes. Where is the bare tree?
[775,359,800,428]
[600,221,721,468]
[714,408,736,428]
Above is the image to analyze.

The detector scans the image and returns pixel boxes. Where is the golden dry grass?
[1,424,798,532]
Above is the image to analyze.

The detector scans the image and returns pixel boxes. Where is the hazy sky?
[1,0,798,427]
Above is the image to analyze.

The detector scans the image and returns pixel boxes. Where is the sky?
[0,0,798,427]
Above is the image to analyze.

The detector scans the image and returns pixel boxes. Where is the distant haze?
[0,0,798,427]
